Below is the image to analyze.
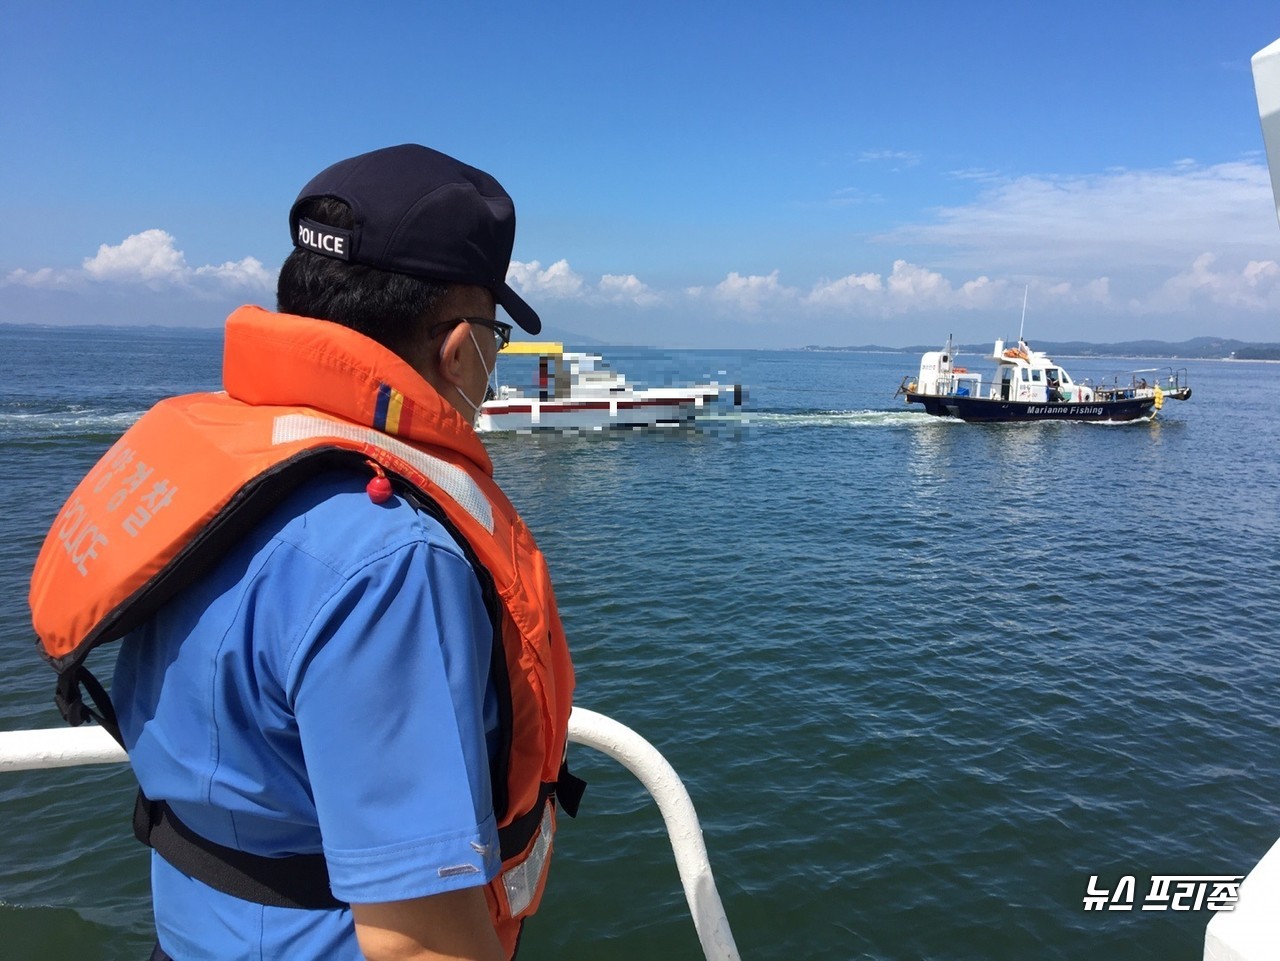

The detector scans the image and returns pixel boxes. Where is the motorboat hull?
[479,388,736,433]
[907,392,1161,422]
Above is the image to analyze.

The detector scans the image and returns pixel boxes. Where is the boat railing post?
[567,707,741,961]
[0,725,126,772]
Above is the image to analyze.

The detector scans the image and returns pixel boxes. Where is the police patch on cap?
[296,218,352,261]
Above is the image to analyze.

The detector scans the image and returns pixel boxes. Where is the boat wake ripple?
[746,408,945,429]
[0,408,144,440]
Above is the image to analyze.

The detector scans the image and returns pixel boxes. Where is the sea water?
[1,324,1278,961]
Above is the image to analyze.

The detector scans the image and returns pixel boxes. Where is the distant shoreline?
[3,321,1277,360]
[799,341,1280,362]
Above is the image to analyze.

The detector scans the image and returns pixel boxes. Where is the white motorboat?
[896,335,1192,423]
[478,342,743,433]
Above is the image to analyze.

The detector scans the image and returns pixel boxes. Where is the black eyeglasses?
[431,317,513,351]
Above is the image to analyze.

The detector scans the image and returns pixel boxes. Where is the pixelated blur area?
[477,345,748,437]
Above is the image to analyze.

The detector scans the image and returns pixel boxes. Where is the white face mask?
[453,326,498,424]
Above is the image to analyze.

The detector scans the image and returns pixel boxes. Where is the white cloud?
[508,260,663,307]
[4,229,273,294]
[958,274,1007,306]
[597,273,661,306]
[947,167,1007,183]
[698,270,799,313]
[858,149,922,168]
[1039,276,1111,301]
[806,270,883,307]
[827,186,885,207]
[885,260,950,303]
[194,257,272,288]
[507,258,585,299]
[5,266,66,287]
[695,261,1125,322]
[1139,252,1280,312]
[839,159,1280,325]
[883,161,1277,276]
[83,229,186,282]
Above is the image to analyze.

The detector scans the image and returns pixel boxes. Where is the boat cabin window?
[1020,368,1029,381]
[1030,369,1043,382]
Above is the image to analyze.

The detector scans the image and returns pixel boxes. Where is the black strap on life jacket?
[497,767,585,860]
[55,663,121,744]
[133,790,344,910]
[551,761,586,820]
[132,759,583,910]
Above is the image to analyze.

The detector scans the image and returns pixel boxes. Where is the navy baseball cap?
[289,144,541,334]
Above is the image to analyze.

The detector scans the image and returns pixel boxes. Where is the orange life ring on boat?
[953,366,967,373]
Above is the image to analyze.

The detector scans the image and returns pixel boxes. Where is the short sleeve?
[289,535,503,903]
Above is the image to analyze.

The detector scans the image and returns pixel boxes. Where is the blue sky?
[3,1,1279,348]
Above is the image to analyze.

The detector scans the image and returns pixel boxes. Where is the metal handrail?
[0,706,740,961]
[567,708,741,961]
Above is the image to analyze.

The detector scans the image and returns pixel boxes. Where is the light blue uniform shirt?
[114,471,503,960]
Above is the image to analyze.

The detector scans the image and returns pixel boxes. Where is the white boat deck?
[1214,32,1280,961]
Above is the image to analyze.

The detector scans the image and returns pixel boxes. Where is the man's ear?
[434,323,471,388]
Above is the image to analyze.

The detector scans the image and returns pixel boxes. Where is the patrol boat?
[896,335,1192,423]
[478,342,743,433]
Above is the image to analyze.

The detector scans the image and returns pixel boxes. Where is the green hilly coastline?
[804,337,1280,360]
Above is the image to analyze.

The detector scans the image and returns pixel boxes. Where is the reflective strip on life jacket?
[503,804,554,917]
[271,413,494,533]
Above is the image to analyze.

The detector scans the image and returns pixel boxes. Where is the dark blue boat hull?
[906,393,1155,422]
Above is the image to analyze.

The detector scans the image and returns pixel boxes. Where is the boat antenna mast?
[1017,285,1028,347]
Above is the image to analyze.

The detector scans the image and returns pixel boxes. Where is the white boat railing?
[0,706,741,961]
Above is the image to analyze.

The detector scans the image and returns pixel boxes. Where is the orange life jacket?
[29,306,577,957]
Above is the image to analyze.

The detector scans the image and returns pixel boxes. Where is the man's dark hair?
[277,197,449,359]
